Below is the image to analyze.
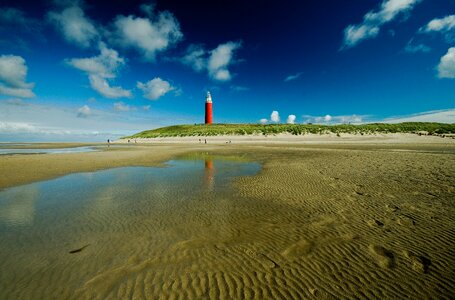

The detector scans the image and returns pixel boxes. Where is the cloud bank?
[0,100,176,142]
[303,114,364,124]
[383,109,455,123]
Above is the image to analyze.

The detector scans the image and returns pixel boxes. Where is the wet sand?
[0,137,454,298]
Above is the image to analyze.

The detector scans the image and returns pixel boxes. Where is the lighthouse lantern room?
[205,91,213,124]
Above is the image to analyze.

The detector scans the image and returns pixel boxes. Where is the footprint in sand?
[367,219,384,228]
[243,248,277,269]
[396,214,416,226]
[385,204,399,212]
[282,239,313,261]
[369,244,394,268]
[403,250,431,273]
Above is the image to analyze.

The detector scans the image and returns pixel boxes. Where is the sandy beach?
[116,132,454,144]
[0,134,454,299]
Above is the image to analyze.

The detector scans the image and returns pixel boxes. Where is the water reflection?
[0,155,260,229]
[0,155,261,299]
[204,159,215,191]
[0,185,38,226]
[0,146,96,155]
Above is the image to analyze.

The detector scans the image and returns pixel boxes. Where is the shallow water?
[0,149,453,299]
[0,158,260,227]
[0,146,97,155]
[0,156,260,298]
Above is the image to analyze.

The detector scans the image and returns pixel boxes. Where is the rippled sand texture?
[234,148,455,298]
[1,145,454,299]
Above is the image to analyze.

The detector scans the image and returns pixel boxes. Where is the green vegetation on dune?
[124,122,455,139]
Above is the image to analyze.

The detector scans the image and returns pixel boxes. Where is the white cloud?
[0,86,35,98]
[113,101,133,112]
[66,43,132,98]
[181,44,206,72]
[405,41,431,53]
[339,115,363,124]
[0,121,40,134]
[406,15,454,55]
[420,15,455,42]
[77,104,90,118]
[271,111,280,123]
[0,55,35,98]
[137,77,174,100]
[48,4,98,48]
[180,42,242,82]
[110,8,182,61]
[286,114,296,124]
[208,41,241,81]
[284,72,302,82]
[342,0,421,49]
[67,44,124,78]
[437,47,455,79]
[0,120,115,141]
[305,114,364,124]
[421,15,455,33]
[259,118,268,125]
[343,25,380,48]
[88,75,131,98]
[0,100,195,142]
[383,109,455,123]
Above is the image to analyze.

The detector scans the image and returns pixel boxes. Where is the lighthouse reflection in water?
[204,159,215,191]
[171,153,260,193]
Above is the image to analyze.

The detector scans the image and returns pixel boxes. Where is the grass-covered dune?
[124,122,455,139]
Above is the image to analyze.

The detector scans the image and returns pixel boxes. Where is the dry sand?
[0,135,454,299]
[116,132,454,144]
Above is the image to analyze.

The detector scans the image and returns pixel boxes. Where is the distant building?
[205,91,213,124]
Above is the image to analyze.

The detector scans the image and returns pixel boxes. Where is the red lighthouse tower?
[205,91,213,124]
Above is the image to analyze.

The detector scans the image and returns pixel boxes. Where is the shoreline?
[1,136,454,190]
[115,132,455,145]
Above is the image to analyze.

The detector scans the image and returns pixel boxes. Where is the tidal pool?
[0,155,261,299]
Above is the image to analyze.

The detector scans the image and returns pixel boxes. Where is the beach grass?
[124,122,455,139]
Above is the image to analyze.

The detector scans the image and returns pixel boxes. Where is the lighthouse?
[205,91,213,124]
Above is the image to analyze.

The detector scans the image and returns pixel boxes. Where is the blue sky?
[0,0,454,141]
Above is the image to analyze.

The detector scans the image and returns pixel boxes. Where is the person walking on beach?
[107,139,110,148]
